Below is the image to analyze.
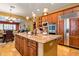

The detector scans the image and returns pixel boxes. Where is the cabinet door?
[69,36,79,48]
[58,19,64,45]
[28,40,37,56]
[28,46,37,56]
[15,35,20,51]
[69,36,74,47]
[73,7,79,12]
[76,18,79,35]
[15,35,17,47]
[42,16,45,22]
[64,8,73,14]
[47,15,51,23]
[24,38,29,56]
[69,18,77,36]
[52,13,58,23]
[75,37,79,48]
[69,18,79,48]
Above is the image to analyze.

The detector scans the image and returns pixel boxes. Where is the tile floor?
[0,42,21,56]
[0,42,79,56]
[57,45,79,56]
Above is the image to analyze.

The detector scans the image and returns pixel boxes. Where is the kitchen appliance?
[48,24,56,34]
[42,22,48,27]
[59,11,79,46]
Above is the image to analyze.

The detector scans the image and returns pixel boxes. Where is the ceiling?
[0,3,76,17]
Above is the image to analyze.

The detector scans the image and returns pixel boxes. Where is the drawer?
[28,40,37,47]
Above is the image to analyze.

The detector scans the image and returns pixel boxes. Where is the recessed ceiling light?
[43,8,48,12]
[26,16,29,20]
[37,9,40,11]
[32,12,36,17]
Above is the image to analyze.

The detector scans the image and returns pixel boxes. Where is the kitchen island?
[15,33,62,56]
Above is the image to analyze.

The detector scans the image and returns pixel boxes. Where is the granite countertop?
[16,33,62,43]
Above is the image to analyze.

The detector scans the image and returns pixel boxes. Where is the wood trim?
[41,4,79,17]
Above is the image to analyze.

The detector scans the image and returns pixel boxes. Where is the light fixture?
[32,12,36,18]
[43,8,48,13]
[26,16,29,20]
[7,5,16,22]
[32,12,36,22]
[43,8,48,15]
[36,9,40,11]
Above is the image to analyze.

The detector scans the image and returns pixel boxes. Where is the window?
[4,24,16,30]
[0,24,16,30]
[0,24,3,30]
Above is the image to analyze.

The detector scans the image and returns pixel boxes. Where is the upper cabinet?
[63,8,73,14]
[41,13,58,24]
[72,7,79,12]
[47,15,51,23]
[52,13,58,23]
[42,16,47,22]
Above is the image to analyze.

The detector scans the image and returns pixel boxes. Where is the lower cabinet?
[24,38,28,56]
[28,46,37,56]
[28,40,37,56]
[15,35,38,56]
[69,36,79,48]
[58,36,64,45]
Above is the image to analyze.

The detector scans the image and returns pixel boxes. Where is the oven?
[48,24,56,34]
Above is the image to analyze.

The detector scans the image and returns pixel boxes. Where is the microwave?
[42,22,48,27]
[48,24,56,34]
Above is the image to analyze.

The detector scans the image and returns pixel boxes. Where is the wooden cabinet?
[47,15,51,23]
[28,45,37,56]
[58,19,64,45]
[19,36,24,55]
[63,8,73,14]
[69,36,79,48]
[73,6,79,12]
[69,18,79,48]
[76,18,79,35]
[28,40,37,56]
[58,12,64,45]
[15,35,20,51]
[15,35,38,56]
[69,18,77,36]
[42,16,46,22]
[52,13,58,23]
[24,38,28,56]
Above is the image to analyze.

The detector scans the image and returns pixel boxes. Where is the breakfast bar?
[15,33,62,56]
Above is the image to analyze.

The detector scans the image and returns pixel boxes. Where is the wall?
[0,11,26,20]
[26,18,33,31]
[19,20,27,31]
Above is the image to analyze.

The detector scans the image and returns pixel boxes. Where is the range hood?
[59,11,79,19]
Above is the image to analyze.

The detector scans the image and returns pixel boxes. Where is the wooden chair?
[0,30,4,42]
[3,30,14,42]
